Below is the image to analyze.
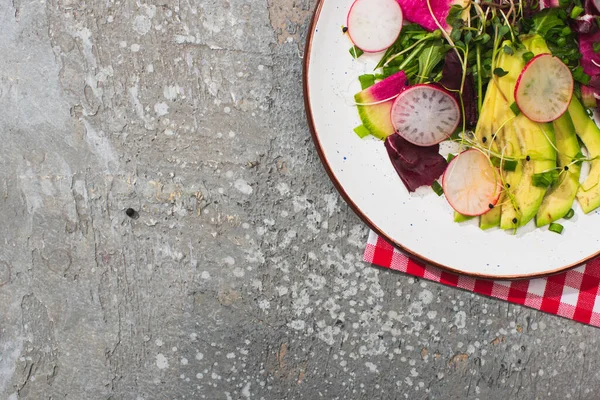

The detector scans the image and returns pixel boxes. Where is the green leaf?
[358,74,376,90]
[494,68,509,77]
[522,51,535,63]
[417,44,444,84]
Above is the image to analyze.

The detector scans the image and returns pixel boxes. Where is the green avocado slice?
[536,111,581,226]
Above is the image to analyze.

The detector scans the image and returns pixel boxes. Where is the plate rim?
[302,0,599,280]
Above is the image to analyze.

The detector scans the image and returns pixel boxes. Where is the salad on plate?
[344,0,600,234]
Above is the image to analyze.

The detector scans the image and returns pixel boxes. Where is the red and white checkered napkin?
[364,231,600,327]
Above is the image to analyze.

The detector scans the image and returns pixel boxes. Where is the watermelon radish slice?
[397,0,468,32]
[514,54,574,123]
[442,150,502,217]
[390,84,460,146]
[347,0,403,53]
[581,85,599,109]
[355,71,408,139]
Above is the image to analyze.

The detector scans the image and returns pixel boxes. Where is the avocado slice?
[501,117,557,229]
[568,97,600,213]
[477,80,502,229]
[536,111,582,226]
[454,211,474,223]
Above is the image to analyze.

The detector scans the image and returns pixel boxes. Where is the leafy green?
[417,45,445,84]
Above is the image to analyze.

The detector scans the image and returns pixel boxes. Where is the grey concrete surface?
[1,1,599,399]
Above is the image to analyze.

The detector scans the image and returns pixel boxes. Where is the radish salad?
[346,0,600,233]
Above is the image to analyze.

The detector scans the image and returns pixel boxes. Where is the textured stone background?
[1,1,600,399]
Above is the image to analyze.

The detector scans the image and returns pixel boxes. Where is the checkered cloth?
[364,231,600,327]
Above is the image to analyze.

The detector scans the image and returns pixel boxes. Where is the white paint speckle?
[201,271,211,280]
[226,352,235,359]
[418,290,434,305]
[454,311,467,329]
[223,256,236,266]
[365,362,378,373]
[258,299,270,312]
[155,339,163,347]
[156,353,169,369]
[154,102,169,116]
[130,43,140,52]
[288,320,305,330]
[164,85,181,100]
[195,352,204,360]
[241,382,251,398]
[133,15,152,35]
[233,268,245,278]
[180,358,188,365]
[234,179,253,195]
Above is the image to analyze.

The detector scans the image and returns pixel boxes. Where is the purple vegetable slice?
[390,84,460,146]
[579,30,600,78]
[347,0,403,53]
[385,134,448,192]
[396,0,468,32]
[439,51,478,128]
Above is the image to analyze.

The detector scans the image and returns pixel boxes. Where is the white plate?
[303,0,600,279]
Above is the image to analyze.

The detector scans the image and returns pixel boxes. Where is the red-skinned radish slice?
[514,54,574,123]
[390,84,460,146]
[347,0,403,53]
[442,150,502,217]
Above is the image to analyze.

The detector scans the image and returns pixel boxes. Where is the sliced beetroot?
[390,84,460,146]
[385,134,448,192]
[347,0,403,53]
[439,51,478,128]
[396,0,466,32]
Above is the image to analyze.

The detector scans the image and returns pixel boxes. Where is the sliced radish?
[514,54,573,123]
[390,84,460,146]
[347,0,403,53]
[442,150,502,217]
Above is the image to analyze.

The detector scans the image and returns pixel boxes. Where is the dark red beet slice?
[438,51,478,128]
[385,133,448,192]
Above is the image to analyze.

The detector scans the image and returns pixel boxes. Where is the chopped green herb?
[349,46,364,59]
[494,68,509,78]
[491,157,518,172]
[432,181,444,196]
[549,222,564,234]
[594,43,600,54]
[570,6,584,19]
[353,125,371,139]
[358,74,376,90]
[447,153,456,163]
[532,170,560,187]
[510,102,521,116]
[564,209,575,220]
